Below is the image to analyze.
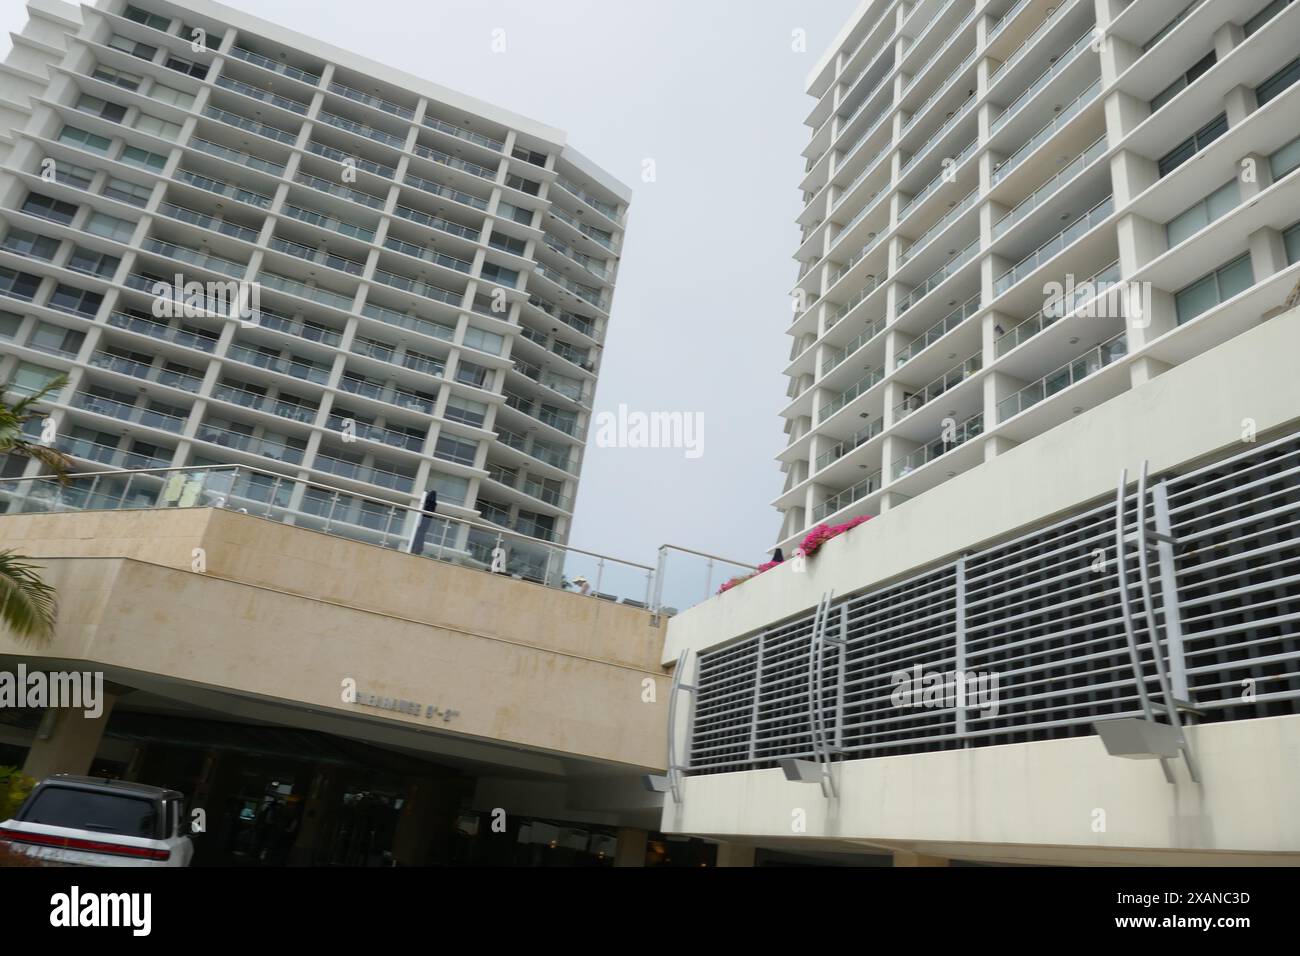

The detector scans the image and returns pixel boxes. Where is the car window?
[20,787,160,838]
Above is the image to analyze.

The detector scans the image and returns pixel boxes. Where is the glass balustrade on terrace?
[423,115,504,153]
[71,391,185,432]
[339,375,435,414]
[106,311,218,352]
[894,294,980,366]
[281,204,376,242]
[269,237,365,276]
[254,310,343,347]
[295,173,386,209]
[361,303,454,343]
[891,411,984,478]
[901,95,976,177]
[412,144,498,180]
[827,276,884,327]
[813,468,883,522]
[305,140,396,179]
[314,453,414,493]
[995,259,1121,356]
[58,436,171,470]
[210,383,317,423]
[189,137,285,177]
[994,195,1113,296]
[992,78,1101,183]
[898,237,979,314]
[821,314,887,374]
[899,188,978,264]
[382,237,472,273]
[326,81,415,121]
[88,352,203,391]
[326,415,425,452]
[258,272,356,312]
[815,415,884,471]
[372,269,463,307]
[990,28,1095,135]
[989,0,1077,84]
[553,177,619,222]
[404,174,489,211]
[992,135,1107,240]
[990,0,1032,39]
[196,423,304,465]
[819,366,885,421]
[142,238,247,278]
[893,351,982,421]
[228,47,321,85]
[393,205,481,241]
[225,346,331,384]
[899,137,977,221]
[157,202,261,243]
[174,168,272,208]
[202,105,296,145]
[214,75,309,114]
[997,332,1128,421]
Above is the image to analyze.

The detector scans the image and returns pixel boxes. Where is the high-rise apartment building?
[776,0,1300,547]
[0,0,629,575]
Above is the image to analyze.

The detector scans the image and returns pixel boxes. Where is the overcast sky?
[1,0,860,583]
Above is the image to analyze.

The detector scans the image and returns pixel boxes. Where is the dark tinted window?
[20,787,161,838]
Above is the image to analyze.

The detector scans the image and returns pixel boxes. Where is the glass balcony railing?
[393,204,481,241]
[995,260,1121,356]
[829,229,887,285]
[372,269,463,308]
[989,0,1032,39]
[899,187,978,264]
[819,366,885,421]
[535,264,607,310]
[339,375,436,415]
[423,115,505,153]
[196,423,305,465]
[528,295,598,340]
[58,436,171,470]
[228,46,321,85]
[814,415,884,472]
[202,105,297,145]
[899,137,978,222]
[214,75,310,114]
[997,332,1128,421]
[210,383,317,423]
[327,81,415,121]
[404,173,490,211]
[991,28,1095,135]
[993,78,1101,183]
[901,94,977,177]
[549,205,618,252]
[174,168,273,209]
[106,310,218,352]
[553,177,620,222]
[994,195,1113,296]
[361,302,455,343]
[226,345,331,384]
[382,236,472,274]
[189,137,285,176]
[989,0,1077,85]
[891,411,984,479]
[319,110,407,150]
[280,203,376,243]
[821,314,887,374]
[294,172,387,210]
[254,309,343,348]
[327,414,425,453]
[894,294,980,367]
[141,238,247,278]
[257,271,356,312]
[157,201,261,243]
[88,351,203,392]
[992,135,1107,240]
[813,468,882,522]
[314,453,414,493]
[71,391,186,433]
[413,143,498,181]
[268,237,365,276]
[898,237,979,314]
[893,351,982,421]
[305,140,396,179]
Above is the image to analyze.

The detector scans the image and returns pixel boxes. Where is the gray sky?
[1,0,859,581]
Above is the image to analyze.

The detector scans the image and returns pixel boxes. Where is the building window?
[511,146,548,167]
[454,360,492,387]
[1166,179,1240,247]
[497,201,534,226]
[1150,51,1216,113]
[67,246,122,279]
[123,5,172,31]
[102,177,153,207]
[57,125,112,154]
[1270,134,1300,180]
[107,35,158,62]
[0,311,20,340]
[444,395,488,427]
[49,159,96,190]
[0,267,43,301]
[20,193,79,225]
[504,174,541,196]
[119,145,168,171]
[148,82,195,110]
[164,55,208,79]
[1175,253,1255,324]
[91,63,143,90]
[85,212,136,243]
[1284,221,1300,265]
[8,362,63,396]
[434,434,478,466]
[479,262,519,289]
[75,94,128,123]
[1158,113,1227,176]
[48,284,104,318]
[28,321,85,358]
[1255,56,1300,107]
[1244,0,1296,36]
[427,472,470,505]
[1,229,61,261]
[132,113,183,140]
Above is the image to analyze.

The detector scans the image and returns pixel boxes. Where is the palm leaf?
[0,551,57,644]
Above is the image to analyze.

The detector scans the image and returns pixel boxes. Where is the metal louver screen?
[689,430,1300,776]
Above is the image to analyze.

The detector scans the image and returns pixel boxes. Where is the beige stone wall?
[0,510,670,770]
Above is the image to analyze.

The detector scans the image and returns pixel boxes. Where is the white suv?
[0,775,193,867]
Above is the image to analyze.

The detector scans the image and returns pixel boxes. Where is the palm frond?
[0,551,57,645]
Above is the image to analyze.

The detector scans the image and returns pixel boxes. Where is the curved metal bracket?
[665,648,695,804]
[806,591,838,799]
